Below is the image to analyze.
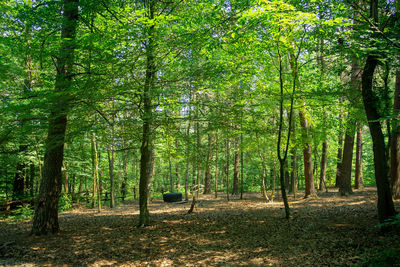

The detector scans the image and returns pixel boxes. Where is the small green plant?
[376,213,400,229]
[9,203,34,222]
[58,194,72,212]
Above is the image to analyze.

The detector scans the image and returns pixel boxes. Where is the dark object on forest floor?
[163,193,182,203]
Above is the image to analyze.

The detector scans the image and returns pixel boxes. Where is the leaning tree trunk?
[355,126,364,189]
[362,55,396,222]
[391,70,400,199]
[31,0,78,235]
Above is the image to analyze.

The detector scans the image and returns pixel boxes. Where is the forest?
[0,0,400,266]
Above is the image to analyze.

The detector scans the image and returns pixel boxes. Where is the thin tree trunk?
[319,140,328,192]
[232,137,239,195]
[168,139,173,192]
[299,111,316,198]
[225,138,230,201]
[335,125,344,188]
[31,0,78,235]
[204,133,213,194]
[355,126,364,189]
[258,149,270,202]
[91,132,101,212]
[391,70,400,199]
[290,149,297,198]
[215,131,219,198]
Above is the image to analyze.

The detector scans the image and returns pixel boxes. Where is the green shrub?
[9,203,34,222]
[58,194,72,212]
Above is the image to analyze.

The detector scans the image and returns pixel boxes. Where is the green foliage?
[357,248,400,267]
[59,194,73,212]
[9,203,34,222]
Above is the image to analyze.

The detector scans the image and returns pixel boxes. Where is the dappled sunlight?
[1,188,399,266]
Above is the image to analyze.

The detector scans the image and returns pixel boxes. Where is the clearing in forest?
[1,187,399,266]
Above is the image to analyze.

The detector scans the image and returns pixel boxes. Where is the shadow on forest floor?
[1,187,399,266]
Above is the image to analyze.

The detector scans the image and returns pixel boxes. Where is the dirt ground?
[1,187,399,266]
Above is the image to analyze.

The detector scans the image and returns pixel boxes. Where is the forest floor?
[1,187,400,266]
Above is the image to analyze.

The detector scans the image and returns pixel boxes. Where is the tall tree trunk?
[31,0,78,235]
[138,0,155,226]
[107,144,115,208]
[168,139,173,192]
[121,150,128,201]
[391,70,400,199]
[355,126,364,189]
[319,140,328,192]
[215,131,219,198]
[204,133,213,194]
[335,125,344,187]
[339,122,355,196]
[240,134,244,199]
[290,149,297,198]
[62,161,69,195]
[91,132,101,212]
[225,138,230,201]
[232,137,239,195]
[299,111,316,198]
[362,55,396,222]
[184,121,190,201]
[258,150,270,202]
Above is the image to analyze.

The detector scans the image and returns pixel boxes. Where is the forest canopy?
[0,0,399,235]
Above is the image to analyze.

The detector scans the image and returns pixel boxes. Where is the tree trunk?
[107,144,115,208]
[335,126,344,188]
[91,132,101,212]
[391,70,400,199]
[339,123,355,196]
[168,139,173,192]
[361,54,396,222]
[225,138,230,201]
[319,140,328,192]
[355,126,364,189]
[215,132,219,198]
[290,149,297,198]
[121,151,128,201]
[204,133,213,194]
[138,0,155,226]
[299,111,316,198]
[62,161,69,195]
[232,137,239,195]
[31,0,78,235]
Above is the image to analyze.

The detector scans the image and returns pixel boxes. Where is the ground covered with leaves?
[1,187,399,266]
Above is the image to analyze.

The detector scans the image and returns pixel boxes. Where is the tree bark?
[362,54,396,222]
[215,131,219,198]
[204,133,213,194]
[319,140,328,192]
[31,0,78,235]
[355,126,364,189]
[335,126,344,187]
[232,137,239,195]
[225,138,230,201]
[339,123,355,196]
[138,0,156,227]
[290,149,297,198]
[91,132,101,212]
[391,70,400,199]
[299,111,316,198]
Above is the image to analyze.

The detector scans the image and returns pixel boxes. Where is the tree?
[32,0,79,235]
[359,0,396,223]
